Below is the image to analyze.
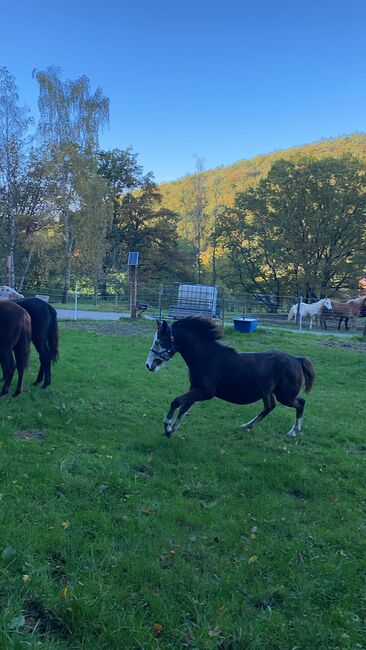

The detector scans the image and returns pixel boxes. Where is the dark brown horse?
[15,298,59,388]
[146,317,315,438]
[0,301,32,396]
[320,297,366,331]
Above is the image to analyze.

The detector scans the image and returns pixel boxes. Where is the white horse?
[0,286,24,300]
[288,297,332,329]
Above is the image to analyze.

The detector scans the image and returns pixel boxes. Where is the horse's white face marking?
[323,297,332,310]
[145,332,170,372]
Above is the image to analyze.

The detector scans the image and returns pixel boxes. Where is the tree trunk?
[18,243,34,291]
[62,213,73,303]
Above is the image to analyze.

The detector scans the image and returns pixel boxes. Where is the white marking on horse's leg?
[164,415,174,435]
[287,417,302,437]
[166,405,194,434]
[241,414,261,430]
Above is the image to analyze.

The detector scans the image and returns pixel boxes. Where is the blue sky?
[1,0,365,182]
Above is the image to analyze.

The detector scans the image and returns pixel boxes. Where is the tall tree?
[34,66,109,153]
[0,67,33,286]
[219,156,366,303]
[34,67,110,301]
[179,157,208,283]
[211,174,224,285]
[98,148,187,286]
[97,148,144,285]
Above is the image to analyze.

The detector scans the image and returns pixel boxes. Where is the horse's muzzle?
[146,359,162,372]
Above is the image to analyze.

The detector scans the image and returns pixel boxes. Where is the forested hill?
[159,133,366,216]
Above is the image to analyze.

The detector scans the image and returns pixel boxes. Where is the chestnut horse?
[0,301,31,396]
[146,317,315,438]
[320,297,366,331]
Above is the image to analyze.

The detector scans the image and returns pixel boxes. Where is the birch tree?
[34,66,110,301]
[0,67,32,286]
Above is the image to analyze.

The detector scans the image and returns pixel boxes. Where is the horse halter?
[150,325,176,361]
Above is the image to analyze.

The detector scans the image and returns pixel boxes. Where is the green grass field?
[0,321,365,649]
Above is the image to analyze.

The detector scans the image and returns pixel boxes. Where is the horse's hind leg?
[0,351,15,396]
[31,339,46,386]
[240,394,276,430]
[278,396,305,438]
[42,352,52,388]
[34,362,44,385]
[35,350,51,388]
[13,346,25,397]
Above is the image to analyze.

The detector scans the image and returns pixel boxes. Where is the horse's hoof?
[12,392,20,398]
[164,420,173,436]
[164,429,172,438]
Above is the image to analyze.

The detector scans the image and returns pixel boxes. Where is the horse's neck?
[177,336,216,369]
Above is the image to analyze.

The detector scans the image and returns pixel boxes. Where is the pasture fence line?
[1,277,365,332]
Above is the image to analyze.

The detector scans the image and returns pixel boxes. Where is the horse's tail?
[298,356,315,393]
[47,304,59,363]
[19,312,32,369]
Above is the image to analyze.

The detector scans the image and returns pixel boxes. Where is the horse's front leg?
[164,387,211,436]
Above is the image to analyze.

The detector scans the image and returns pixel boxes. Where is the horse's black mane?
[172,316,223,342]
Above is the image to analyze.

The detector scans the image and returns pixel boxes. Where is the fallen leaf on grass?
[152,622,163,636]
[248,555,258,564]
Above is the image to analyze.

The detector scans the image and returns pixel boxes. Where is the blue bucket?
[233,317,258,333]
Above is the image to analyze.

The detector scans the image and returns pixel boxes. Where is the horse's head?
[323,297,332,310]
[146,320,176,372]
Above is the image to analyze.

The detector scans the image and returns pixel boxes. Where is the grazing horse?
[0,286,24,300]
[0,301,31,396]
[15,298,59,388]
[287,297,332,329]
[320,297,366,331]
[146,317,315,438]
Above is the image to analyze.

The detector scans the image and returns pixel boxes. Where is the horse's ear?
[161,320,168,331]
[156,319,161,328]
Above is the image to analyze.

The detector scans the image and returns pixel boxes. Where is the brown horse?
[146,317,315,438]
[320,297,366,330]
[0,301,32,396]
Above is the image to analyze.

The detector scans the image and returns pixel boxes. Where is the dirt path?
[60,320,153,336]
